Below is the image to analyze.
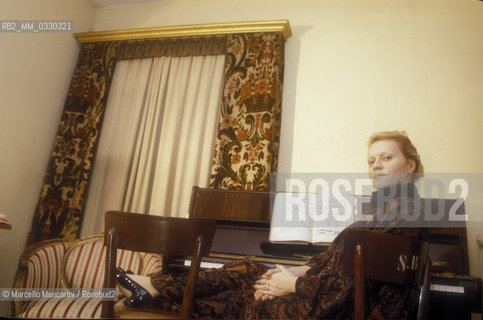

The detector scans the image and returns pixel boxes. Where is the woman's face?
[367,140,416,189]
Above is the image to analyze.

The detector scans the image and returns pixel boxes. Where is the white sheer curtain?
[81,54,225,237]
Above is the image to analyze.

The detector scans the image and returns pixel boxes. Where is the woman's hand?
[260,265,309,279]
[260,267,281,279]
[253,267,282,301]
[253,264,298,301]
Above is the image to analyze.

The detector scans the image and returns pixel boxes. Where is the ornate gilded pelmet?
[26,21,291,245]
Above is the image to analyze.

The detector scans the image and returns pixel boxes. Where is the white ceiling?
[89,0,168,9]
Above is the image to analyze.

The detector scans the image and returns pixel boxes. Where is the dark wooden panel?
[189,186,273,222]
[425,199,469,274]
[104,211,216,256]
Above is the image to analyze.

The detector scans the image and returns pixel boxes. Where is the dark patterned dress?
[150,182,428,319]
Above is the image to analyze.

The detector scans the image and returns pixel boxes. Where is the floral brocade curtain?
[26,42,119,245]
[26,31,286,245]
[209,34,284,191]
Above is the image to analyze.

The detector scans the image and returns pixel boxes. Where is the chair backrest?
[104,211,216,256]
[344,228,429,285]
[102,211,216,319]
[343,228,430,320]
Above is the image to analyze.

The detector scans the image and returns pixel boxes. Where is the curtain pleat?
[122,57,172,214]
[80,58,154,236]
[146,55,225,217]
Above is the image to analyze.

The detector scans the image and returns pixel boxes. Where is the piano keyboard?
[184,260,224,269]
[430,283,465,294]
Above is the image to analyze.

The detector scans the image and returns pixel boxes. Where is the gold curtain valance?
[118,35,227,59]
[75,20,292,43]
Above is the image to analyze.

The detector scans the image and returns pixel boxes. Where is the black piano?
[183,187,482,319]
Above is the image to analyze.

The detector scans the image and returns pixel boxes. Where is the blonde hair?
[368,130,424,179]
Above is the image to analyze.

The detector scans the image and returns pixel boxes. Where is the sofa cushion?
[18,298,103,318]
[62,235,143,289]
[140,253,164,276]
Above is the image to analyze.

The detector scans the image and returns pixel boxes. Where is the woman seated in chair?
[116,130,428,319]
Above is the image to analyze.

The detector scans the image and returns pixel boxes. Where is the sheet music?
[269,192,355,244]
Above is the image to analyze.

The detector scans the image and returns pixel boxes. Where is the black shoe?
[116,267,153,308]
[118,267,134,275]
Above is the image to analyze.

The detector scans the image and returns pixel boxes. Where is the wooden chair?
[101,211,216,319]
[343,228,431,320]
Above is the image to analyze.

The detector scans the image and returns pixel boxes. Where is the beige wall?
[92,0,483,274]
[0,0,481,316]
[0,0,94,316]
[91,0,483,172]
